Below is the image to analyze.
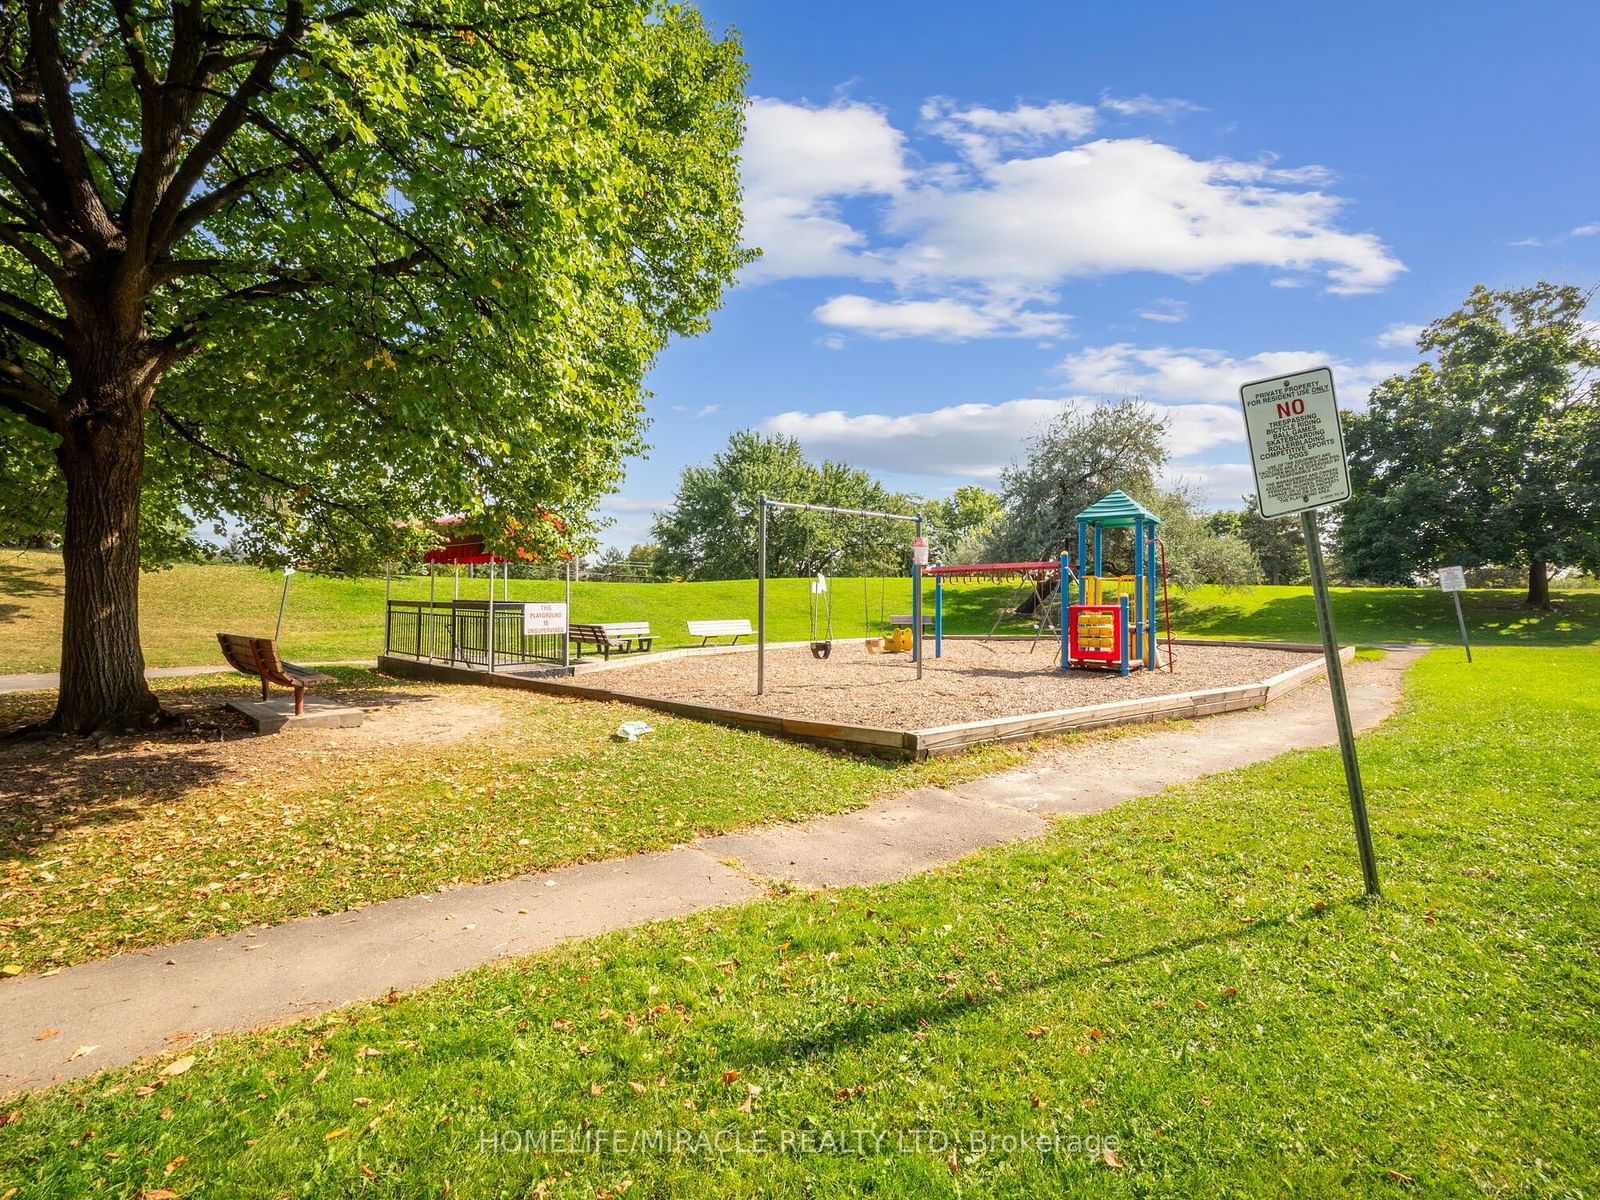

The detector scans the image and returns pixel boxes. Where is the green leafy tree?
[1338,283,1600,606]
[0,1,749,731]
[1148,487,1261,589]
[987,398,1167,561]
[1208,501,1305,585]
[652,431,918,579]
[921,484,1003,563]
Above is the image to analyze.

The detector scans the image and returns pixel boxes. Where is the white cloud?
[1163,403,1246,454]
[1099,92,1207,120]
[1375,322,1424,348]
[814,293,1069,341]
[1572,223,1600,237]
[1509,236,1544,247]
[767,398,1068,478]
[739,98,907,281]
[1137,297,1188,323]
[922,97,1097,165]
[766,394,1244,480]
[1162,460,1257,506]
[597,496,669,515]
[1056,343,1407,408]
[888,139,1402,294]
[670,403,722,418]
[737,95,1405,319]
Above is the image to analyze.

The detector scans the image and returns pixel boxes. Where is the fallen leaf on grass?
[160,1055,195,1077]
[1100,1148,1125,1169]
[325,1126,348,1140]
[163,1155,187,1176]
[67,1045,98,1061]
[1387,1170,1415,1183]
[1024,1025,1046,1039]
[0,1111,19,1128]
[139,1190,180,1200]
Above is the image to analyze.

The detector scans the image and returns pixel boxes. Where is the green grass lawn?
[0,670,1049,974]
[3,549,1596,673]
[5,646,1596,1197]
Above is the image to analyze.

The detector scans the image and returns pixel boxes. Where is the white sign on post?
[1240,366,1351,518]
[912,535,929,566]
[521,602,567,635]
[1438,566,1467,593]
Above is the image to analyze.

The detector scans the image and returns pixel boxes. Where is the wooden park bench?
[686,618,753,646]
[888,613,935,627]
[569,621,654,661]
[217,633,335,715]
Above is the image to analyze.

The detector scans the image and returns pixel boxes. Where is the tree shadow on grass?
[0,674,454,865]
[0,560,57,625]
[728,912,1302,1070]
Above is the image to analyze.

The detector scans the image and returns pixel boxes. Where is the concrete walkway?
[0,660,376,694]
[0,649,1422,1093]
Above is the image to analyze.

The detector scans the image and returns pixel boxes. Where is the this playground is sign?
[1239,366,1351,518]
[521,602,567,636]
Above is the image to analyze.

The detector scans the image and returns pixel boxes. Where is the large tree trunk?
[1525,558,1550,609]
[47,379,162,733]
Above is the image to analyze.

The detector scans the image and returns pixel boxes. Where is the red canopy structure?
[419,513,568,566]
[422,529,505,567]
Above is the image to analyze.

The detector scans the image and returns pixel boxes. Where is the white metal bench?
[687,618,753,646]
[569,621,653,660]
[888,613,934,627]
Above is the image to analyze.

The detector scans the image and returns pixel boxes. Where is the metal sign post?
[276,566,295,641]
[1241,366,1380,898]
[1438,566,1472,662]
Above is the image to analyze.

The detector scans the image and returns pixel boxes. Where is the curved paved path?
[0,649,1422,1094]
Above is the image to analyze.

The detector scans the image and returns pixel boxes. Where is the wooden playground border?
[377,638,1348,761]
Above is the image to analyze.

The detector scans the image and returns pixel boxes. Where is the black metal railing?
[384,601,566,668]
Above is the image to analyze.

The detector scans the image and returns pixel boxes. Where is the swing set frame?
[756,496,925,696]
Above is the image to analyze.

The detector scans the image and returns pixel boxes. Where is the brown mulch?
[592,639,1317,730]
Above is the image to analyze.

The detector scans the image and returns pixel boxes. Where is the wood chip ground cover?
[590,640,1316,728]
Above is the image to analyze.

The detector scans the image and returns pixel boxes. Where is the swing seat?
[810,641,832,660]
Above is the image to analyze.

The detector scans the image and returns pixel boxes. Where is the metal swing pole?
[757,496,767,696]
[913,514,924,679]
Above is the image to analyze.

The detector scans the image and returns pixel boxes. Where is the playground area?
[597,638,1318,729]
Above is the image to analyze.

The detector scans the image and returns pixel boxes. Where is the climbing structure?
[1062,490,1167,675]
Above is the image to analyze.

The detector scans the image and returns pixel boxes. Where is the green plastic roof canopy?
[1075,489,1161,529]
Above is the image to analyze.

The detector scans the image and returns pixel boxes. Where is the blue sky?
[598,0,1600,549]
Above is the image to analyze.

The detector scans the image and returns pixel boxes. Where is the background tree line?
[648,282,1598,602]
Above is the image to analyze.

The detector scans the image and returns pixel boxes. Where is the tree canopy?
[986,398,1167,561]
[651,431,919,580]
[1337,282,1600,605]
[0,0,750,729]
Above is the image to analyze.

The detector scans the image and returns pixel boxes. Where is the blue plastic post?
[1059,552,1070,672]
[1119,594,1131,676]
[1132,517,1144,669]
[934,575,943,659]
